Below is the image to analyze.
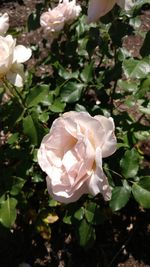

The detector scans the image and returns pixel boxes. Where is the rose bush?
[0,35,31,87]
[37,111,117,203]
[87,0,134,22]
[0,13,9,36]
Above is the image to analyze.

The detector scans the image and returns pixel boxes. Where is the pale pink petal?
[46,174,89,203]
[62,149,78,172]
[87,0,116,23]
[94,116,117,157]
[87,147,111,200]
[0,13,9,35]
[13,45,32,63]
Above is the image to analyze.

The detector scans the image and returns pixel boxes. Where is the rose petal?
[87,147,111,200]
[46,174,89,203]
[87,0,116,23]
[13,45,32,63]
[94,116,117,157]
[0,13,9,35]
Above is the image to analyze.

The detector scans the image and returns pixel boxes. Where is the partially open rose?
[40,8,65,33]
[0,35,31,87]
[40,0,81,33]
[58,0,81,24]
[37,111,117,203]
[87,0,134,23]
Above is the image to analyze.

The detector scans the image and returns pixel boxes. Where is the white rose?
[0,13,9,36]
[37,111,117,203]
[58,0,81,23]
[0,35,31,87]
[40,8,65,32]
[40,0,81,33]
[87,0,134,23]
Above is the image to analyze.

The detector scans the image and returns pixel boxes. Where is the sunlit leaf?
[123,57,150,79]
[80,62,93,83]
[120,148,140,178]
[61,82,83,103]
[26,84,49,107]
[0,196,17,228]
[74,207,84,221]
[42,212,59,224]
[132,183,150,209]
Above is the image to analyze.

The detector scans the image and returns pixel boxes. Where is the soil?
[0,1,150,267]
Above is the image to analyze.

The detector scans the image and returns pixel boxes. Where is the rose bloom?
[0,13,9,36]
[87,0,134,23]
[57,0,81,24]
[40,8,65,32]
[37,111,117,203]
[40,0,81,33]
[0,35,31,87]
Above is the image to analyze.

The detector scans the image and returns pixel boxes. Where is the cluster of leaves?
[0,0,150,249]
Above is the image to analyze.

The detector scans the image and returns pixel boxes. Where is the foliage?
[0,0,150,251]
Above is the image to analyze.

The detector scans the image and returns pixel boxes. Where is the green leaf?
[80,62,93,83]
[129,17,141,28]
[49,99,66,113]
[132,183,150,209]
[10,177,25,196]
[58,65,79,79]
[0,197,17,228]
[138,176,150,191]
[60,82,83,103]
[74,207,84,221]
[84,202,106,225]
[39,112,49,123]
[23,115,38,145]
[120,148,140,178]
[110,184,131,212]
[85,202,96,223]
[117,79,137,93]
[7,133,19,145]
[26,84,49,107]
[78,219,96,248]
[137,74,150,98]
[139,103,150,115]
[123,57,150,79]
